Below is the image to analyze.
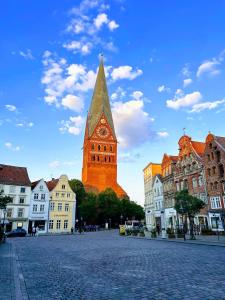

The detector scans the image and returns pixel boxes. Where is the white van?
[125,220,141,229]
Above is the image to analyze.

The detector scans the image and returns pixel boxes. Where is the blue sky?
[1,0,225,205]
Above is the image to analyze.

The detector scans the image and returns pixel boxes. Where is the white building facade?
[153,175,165,230]
[29,179,50,234]
[0,164,31,231]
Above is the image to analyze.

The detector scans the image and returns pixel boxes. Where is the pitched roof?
[87,59,116,138]
[46,179,59,191]
[0,164,31,186]
[216,136,225,150]
[191,141,206,156]
[31,180,41,190]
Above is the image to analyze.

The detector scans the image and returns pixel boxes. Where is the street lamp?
[120,214,123,225]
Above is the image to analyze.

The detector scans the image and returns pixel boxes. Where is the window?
[50,202,55,211]
[216,151,221,163]
[40,204,45,212]
[7,208,12,218]
[210,182,214,191]
[34,193,39,200]
[109,156,111,163]
[56,193,59,197]
[62,185,66,189]
[192,178,198,188]
[207,154,210,162]
[19,197,25,204]
[92,144,94,150]
[39,185,43,191]
[58,203,62,211]
[49,220,53,229]
[18,208,24,218]
[9,186,15,193]
[56,220,61,229]
[97,156,99,162]
[212,167,216,175]
[41,194,45,200]
[211,197,221,209]
[211,152,214,160]
[200,193,207,203]
[91,155,95,161]
[64,220,68,229]
[219,164,224,178]
[33,205,37,212]
[104,156,107,162]
[104,146,106,151]
[214,182,218,190]
[65,204,69,211]
[110,146,113,152]
[67,193,70,198]
[20,187,26,193]
[98,145,101,151]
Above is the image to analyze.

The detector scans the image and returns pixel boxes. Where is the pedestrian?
[71,227,74,235]
[36,226,39,237]
[183,222,187,241]
[32,226,36,237]
[156,224,160,236]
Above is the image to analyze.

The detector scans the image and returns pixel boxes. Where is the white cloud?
[61,94,84,112]
[49,160,77,168]
[59,115,85,135]
[166,91,202,110]
[111,87,126,100]
[112,99,153,148]
[196,60,220,78]
[157,85,170,93]
[182,64,191,77]
[5,142,20,151]
[63,41,92,55]
[16,121,34,128]
[94,13,108,29]
[132,91,143,100]
[108,20,119,31]
[19,49,34,60]
[183,78,192,88]
[190,99,225,113]
[5,104,17,112]
[111,66,143,81]
[157,131,169,138]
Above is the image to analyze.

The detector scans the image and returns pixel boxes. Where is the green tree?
[174,189,205,239]
[80,192,98,224]
[69,179,86,221]
[0,190,12,210]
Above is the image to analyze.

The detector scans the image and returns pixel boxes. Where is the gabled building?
[161,154,178,229]
[29,179,50,234]
[204,133,225,231]
[143,163,162,230]
[0,164,31,231]
[82,57,126,198]
[174,135,208,229]
[47,175,76,234]
[152,174,164,230]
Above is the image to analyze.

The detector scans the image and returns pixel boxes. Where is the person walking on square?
[71,227,74,235]
[32,226,36,237]
[156,224,160,236]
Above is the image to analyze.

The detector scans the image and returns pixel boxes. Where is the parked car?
[125,220,142,230]
[6,228,27,238]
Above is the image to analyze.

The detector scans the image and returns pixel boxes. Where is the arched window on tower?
[97,156,100,162]
[104,146,107,151]
[92,144,94,150]
[110,146,113,152]
[109,156,111,163]
[91,155,95,161]
[105,156,107,162]
[98,145,101,151]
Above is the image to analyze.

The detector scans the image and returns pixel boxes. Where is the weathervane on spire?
[99,53,104,63]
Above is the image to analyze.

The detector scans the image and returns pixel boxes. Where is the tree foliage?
[0,190,12,210]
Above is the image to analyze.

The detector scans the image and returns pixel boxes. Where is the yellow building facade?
[47,175,76,233]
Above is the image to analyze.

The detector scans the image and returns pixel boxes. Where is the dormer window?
[62,185,65,190]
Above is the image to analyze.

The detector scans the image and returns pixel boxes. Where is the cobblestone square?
[2,231,225,300]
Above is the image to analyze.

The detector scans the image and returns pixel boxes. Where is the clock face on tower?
[96,126,109,138]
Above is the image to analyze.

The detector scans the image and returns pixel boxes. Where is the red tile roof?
[191,141,206,156]
[0,164,31,186]
[31,180,41,190]
[46,179,59,191]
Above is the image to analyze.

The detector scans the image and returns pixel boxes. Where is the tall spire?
[87,56,116,138]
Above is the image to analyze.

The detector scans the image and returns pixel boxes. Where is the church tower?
[82,57,126,198]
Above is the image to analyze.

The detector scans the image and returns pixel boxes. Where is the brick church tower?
[82,57,126,198]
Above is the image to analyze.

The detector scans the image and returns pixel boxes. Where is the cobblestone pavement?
[3,230,225,300]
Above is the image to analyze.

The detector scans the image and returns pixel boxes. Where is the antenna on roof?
[183,127,186,136]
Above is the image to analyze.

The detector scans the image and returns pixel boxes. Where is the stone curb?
[124,235,225,247]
